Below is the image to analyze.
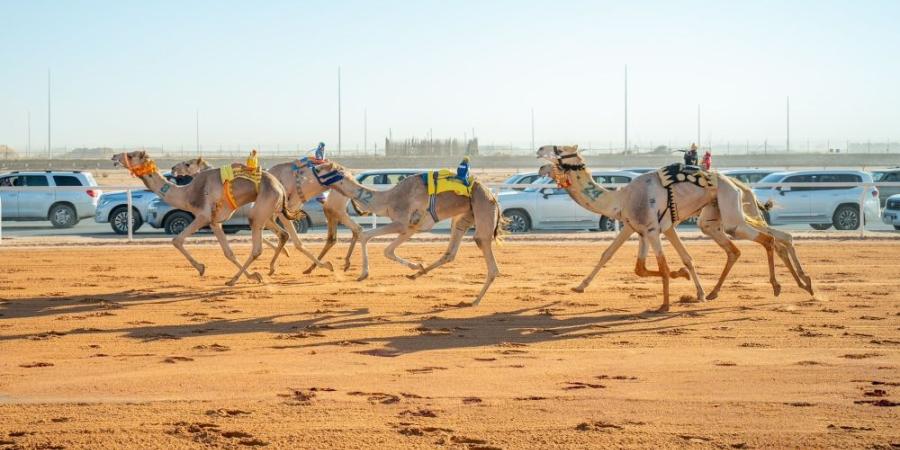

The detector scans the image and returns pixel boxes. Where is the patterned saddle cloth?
[220,164,262,189]
[421,169,473,198]
[656,163,717,189]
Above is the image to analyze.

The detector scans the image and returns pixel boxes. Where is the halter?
[294,157,343,186]
[547,148,585,187]
[125,156,158,178]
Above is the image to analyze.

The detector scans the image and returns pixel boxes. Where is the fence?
[2,181,900,243]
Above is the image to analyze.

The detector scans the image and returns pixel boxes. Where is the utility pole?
[530,108,535,152]
[47,69,51,159]
[624,65,628,153]
[786,96,790,153]
[26,110,31,158]
[696,104,701,147]
[363,107,368,155]
[337,66,342,156]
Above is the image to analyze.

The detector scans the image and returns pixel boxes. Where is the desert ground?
[0,238,898,449]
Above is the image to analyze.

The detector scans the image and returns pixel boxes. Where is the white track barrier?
[2,181,900,243]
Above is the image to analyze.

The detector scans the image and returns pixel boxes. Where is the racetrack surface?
[1,240,898,448]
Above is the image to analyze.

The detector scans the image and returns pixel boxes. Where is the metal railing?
[2,181,900,243]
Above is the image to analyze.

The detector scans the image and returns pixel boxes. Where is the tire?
[503,210,531,233]
[894,225,900,231]
[293,217,310,234]
[164,211,194,235]
[49,203,78,228]
[832,204,860,230]
[109,206,143,235]
[598,216,619,232]
[809,223,833,231]
[223,227,241,234]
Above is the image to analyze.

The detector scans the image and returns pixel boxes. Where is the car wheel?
[894,225,900,231]
[164,211,194,235]
[832,205,860,230]
[223,227,241,234]
[110,206,143,235]
[293,217,310,234]
[49,204,78,228]
[503,210,531,233]
[598,216,619,232]
[809,223,832,231]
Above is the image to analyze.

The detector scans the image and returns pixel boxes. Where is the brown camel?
[173,156,363,275]
[537,145,813,311]
[309,160,504,305]
[112,151,329,285]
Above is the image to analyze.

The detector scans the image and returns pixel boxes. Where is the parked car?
[94,173,181,234]
[146,195,327,235]
[720,168,778,185]
[500,171,540,191]
[0,170,100,228]
[498,171,638,232]
[871,168,900,206]
[622,167,655,174]
[752,170,880,230]
[881,194,900,230]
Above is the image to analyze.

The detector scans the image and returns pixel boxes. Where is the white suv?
[752,170,880,230]
[0,171,101,228]
[498,171,638,232]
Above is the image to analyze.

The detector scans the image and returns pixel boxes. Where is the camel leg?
[227,222,265,286]
[697,207,742,301]
[266,218,290,276]
[265,219,290,257]
[279,213,333,272]
[209,221,257,281]
[573,225,634,293]
[304,212,340,275]
[663,228,706,302]
[383,229,422,271]
[645,231,672,312]
[634,236,690,280]
[172,217,210,276]
[471,221,499,306]
[339,215,363,272]
[356,222,407,281]
[408,213,473,280]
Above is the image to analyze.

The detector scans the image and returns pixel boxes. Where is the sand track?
[1,241,898,448]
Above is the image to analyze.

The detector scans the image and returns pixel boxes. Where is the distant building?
[0,145,18,159]
[385,137,478,157]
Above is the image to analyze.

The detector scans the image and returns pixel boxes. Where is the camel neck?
[138,171,189,210]
[563,169,622,218]
[330,176,389,214]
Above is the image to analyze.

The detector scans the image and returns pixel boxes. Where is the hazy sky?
[1,0,898,152]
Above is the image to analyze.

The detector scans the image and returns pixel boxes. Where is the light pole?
[337,66,342,156]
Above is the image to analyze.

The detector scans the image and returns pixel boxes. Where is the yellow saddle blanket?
[423,169,473,197]
[220,164,262,189]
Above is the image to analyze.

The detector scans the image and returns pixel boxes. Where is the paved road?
[1,218,896,240]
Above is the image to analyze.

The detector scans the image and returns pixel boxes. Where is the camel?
[111,151,330,285]
[536,145,813,312]
[172,156,364,275]
[308,160,504,305]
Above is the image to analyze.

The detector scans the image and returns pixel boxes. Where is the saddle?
[655,163,717,224]
[220,164,262,209]
[420,169,474,221]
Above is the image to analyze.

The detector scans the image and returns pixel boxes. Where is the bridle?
[123,155,157,178]
[547,146,585,187]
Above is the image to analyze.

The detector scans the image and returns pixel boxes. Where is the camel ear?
[137,150,147,159]
[196,157,204,165]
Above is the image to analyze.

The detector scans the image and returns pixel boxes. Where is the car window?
[882,172,899,182]
[759,173,786,184]
[783,175,813,191]
[358,174,381,185]
[817,173,860,190]
[610,176,631,184]
[25,175,50,187]
[53,175,83,186]
[384,173,409,185]
[593,175,610,184]
[747,173,771,183]
[520,175,539,184]
[873,172,886,182]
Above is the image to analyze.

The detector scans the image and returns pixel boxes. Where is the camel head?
[171,157,209,177]
[111,150,151,170]
[536,144,580,162]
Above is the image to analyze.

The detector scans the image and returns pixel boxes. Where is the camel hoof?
[251,272,264,283]
[674,268,690,280]
[707,292,719,301]
[655,304,670,313]
[197,264,206,277]
[356,273,369,282]
[572,286,586,293]
[268,268,276,276]
[225,279,238,287]
[302,265,315,275]
[773,283,782,297]
[322,261,334,272]
[406,273,419,280]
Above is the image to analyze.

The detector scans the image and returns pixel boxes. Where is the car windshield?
[524,177,554,192]
[872,171,888,181]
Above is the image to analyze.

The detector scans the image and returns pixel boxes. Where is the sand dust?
[0,240,898,448]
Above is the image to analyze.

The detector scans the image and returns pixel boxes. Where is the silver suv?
[752,170,880,230]
[0,171,100,228]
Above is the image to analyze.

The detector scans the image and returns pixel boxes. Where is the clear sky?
[1,0,898,152]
